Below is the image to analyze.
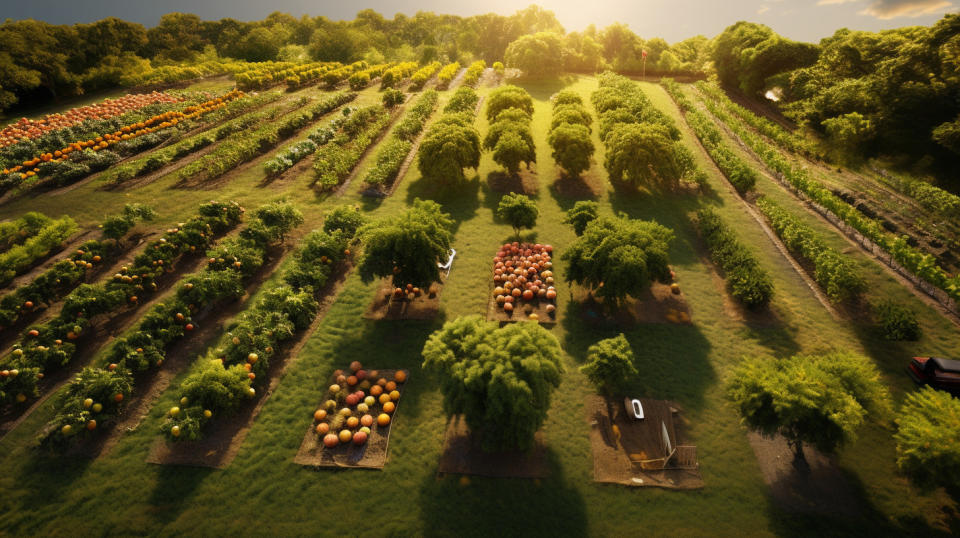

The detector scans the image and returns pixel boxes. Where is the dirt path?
[0,232,154,354]
[332,107,406,197]
[692,92,960,327]
[78,244,293,460]
[668,97,840,319]
[0,229,95,293]
[447,68,469,91]
[0,228,240,442]
[145,261,354,468]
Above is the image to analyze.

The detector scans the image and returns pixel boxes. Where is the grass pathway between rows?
[0,76,956,536]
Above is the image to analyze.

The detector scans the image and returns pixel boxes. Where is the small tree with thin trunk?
[727,351,891,469]
[580,334,637,399]
[496,193,538,241]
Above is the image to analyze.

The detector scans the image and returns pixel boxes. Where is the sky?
[3,0,956,42]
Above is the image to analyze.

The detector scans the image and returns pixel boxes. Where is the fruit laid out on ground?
[491,242,557,320]
[312,362,407,450]
[0,92,183,149]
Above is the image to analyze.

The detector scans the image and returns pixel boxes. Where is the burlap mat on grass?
[293,369,409,469]
[585,395,704,489]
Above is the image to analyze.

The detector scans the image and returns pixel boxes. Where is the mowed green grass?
[0,75,956,536]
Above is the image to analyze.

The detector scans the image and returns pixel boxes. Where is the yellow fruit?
[203,409,212,418]
[169,406,180,417]
[171,425,181,437]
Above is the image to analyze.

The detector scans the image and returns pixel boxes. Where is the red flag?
[642,49,648,59]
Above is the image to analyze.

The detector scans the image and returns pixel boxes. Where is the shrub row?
[699,89,960,303]
[0,201,243,406]
[380,62,419,89]
[548,90,594,178]
[0,205,154,329]
[0,217,78,287]
[320,61,368,88]
[0,212,52,253]
[462,61,487,88]
[696,82,811,156]
[484,86,535,175]
[42,201,303,446]
[756,197,865,303]
[416,88,482,185]
[364,91,439,187]
[695,208,774,308]
[437,62,461,89]
[312,105,393,190]
[874,170,960,219]
[235,61,341,91]
[160,206,363,441]
[410,62,441,90]
[662,79,756,194]
[258,92,358,178]
[348,63,392,90]
[104,92,286,186]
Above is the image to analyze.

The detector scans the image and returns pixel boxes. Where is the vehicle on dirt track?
[907,356,960,393]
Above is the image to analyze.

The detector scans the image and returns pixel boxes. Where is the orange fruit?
[389,390,400,401]
[394,370,407,383]
[378,393,391,405]
[377,413,391,426]
[383,401,396,414]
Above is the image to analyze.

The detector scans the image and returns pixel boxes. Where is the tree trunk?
[789,438,809,472]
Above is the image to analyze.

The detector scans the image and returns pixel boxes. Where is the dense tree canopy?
[712,21,819,97]
[562,215,674,305]
[357,199,453,288]
[504,31,565,78]
[727,351,891,465]
[580,334,637,399]
[496,193,539,239]
[421,316,564,451]
[894,387,960,490]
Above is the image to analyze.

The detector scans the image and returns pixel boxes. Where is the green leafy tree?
[894,387,960,490]
[874,300,922,341]
[563,201,599,236]
[562,215,674,306]
[421,316,564,451]
[444,87,479,114]
[417,122,481,185]
[357,199,453,287]
[580,334,638,398]
[504,31,566,78]
[496,193,539,240]
[727,351,891,467]
[492,130,534,175]
[548,123,594,177]
[821,112,875,157]
[323,205,366,237]
[604,123,688,190]
[486,85,535,122]
[101,204,156,241]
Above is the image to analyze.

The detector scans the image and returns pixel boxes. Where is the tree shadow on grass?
[513,76,579,102]
[417,447,587,538]
[15,451,94,509]
[147,465,215,527]
[562,297,716,411]
[548,171,601,211]
[405,173,481,234]
[764,464,955,537]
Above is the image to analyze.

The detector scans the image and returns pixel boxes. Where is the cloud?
[757,5,770,14]
[817,0,953,17]
[860,0,953,18]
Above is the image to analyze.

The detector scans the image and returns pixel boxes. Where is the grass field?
[0,73,956,536]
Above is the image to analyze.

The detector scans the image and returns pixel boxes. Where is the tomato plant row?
[363,90,439,187]
[312,105,393,190]
[0,201,244,406]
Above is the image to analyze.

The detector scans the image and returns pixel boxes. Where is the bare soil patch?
[486,292,557,325]
[550,171,602,200]
[293,368,409,470]
[747,432,863,517]
[144,260,353,468]
[585,395,703,489]
[363,279,442,321]
[437,416,548,478]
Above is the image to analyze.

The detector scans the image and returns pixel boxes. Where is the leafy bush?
[874,300,921,341]
[422,316,564,451]
[0,217,77,286]
[696,208,774,308]
[496,193,538,240]
[580,334,637,398]
[462,60,486,87]
[436,62,460,89]
[358,199,453,288]
[444,87,479,114]
[486,85,534,122]
[894,387,960,490]
[563,201,599,236]
[410,62,441,90]
[322,205,366,237]
[757,198,865,303]
[381,88,405,109]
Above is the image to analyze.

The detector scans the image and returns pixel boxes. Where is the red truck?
[907,356,960,393]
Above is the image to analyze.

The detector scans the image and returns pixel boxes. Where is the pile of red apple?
[312,361,406,450]
[492,242,557,318]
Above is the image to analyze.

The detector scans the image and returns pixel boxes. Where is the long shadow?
[548,172,600,211]
[418,447,587,538]
[147,465,215,527]
[405,173,481,235]
[562,297,716,411]
[14,451,95,509]
[765,464,955,537]
[513,76,579,102]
